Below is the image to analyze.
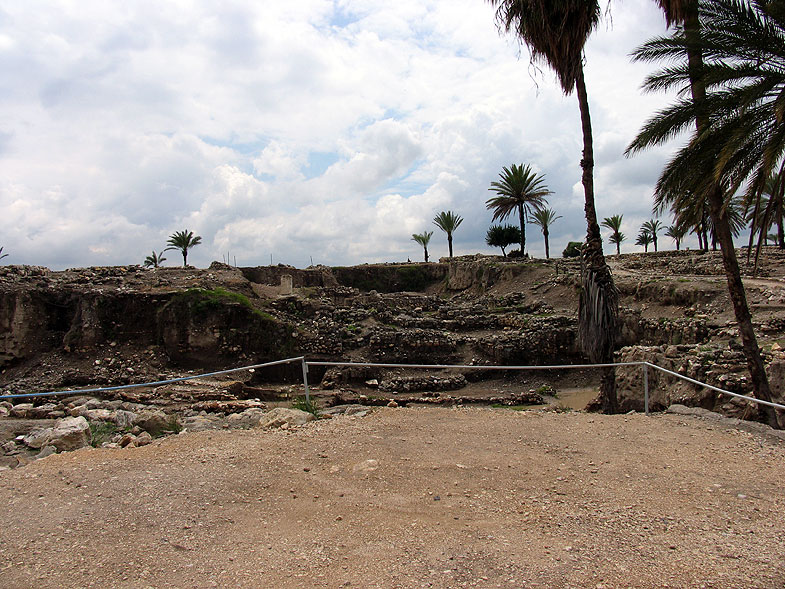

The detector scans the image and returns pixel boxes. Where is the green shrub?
[292,396,320,417]
[562,242,583,258]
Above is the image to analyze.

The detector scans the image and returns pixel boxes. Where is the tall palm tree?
[166,230,202,267]
[433,211,463,258]
[490,0,619,413]
[487,164,551,255]
[530,208,561,259]
[411,231,433,262]
[629,0,782,427]
[143,250,167,268]
[641,219,663,252]
[601,215,625,256]
[665,224,687,250]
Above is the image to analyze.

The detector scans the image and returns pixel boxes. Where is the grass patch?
[173,288,275,320]
[89,422,122,447]
[292,396,320,418]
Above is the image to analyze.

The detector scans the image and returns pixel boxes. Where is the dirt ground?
[0,407,783,588]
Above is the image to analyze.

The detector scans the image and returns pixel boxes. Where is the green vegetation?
[601,215,625,256]
[411,231,433,262]
[562,242,582,258]
[292,396,320,418]
[89,422,123,447]
[143,250,166,268]
[531,208,562,259]
[433,211,463,258]
[171,287,274,320]
[165,229,202,267]
[486,224,521,258]
[487,163,551,256]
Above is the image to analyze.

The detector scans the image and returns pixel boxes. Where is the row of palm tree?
[143,230,202,268]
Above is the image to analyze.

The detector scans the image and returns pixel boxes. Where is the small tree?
[636,228,653,252]
[562,241,582,258]
[143,250,167,268]
[486,224,521,258]
[411,231,433,262]
[166,230,202,267]
[641,219,663,252]
[531,208,562,259]
[433,211,463,258]
[601,215,625,256]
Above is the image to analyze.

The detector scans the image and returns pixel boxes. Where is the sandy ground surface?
[0,406,783,589]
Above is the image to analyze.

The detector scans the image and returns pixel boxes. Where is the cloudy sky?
[0,0,682,269]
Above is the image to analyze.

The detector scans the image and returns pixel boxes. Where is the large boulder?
[23,416,91,451]
[257,408,315,429]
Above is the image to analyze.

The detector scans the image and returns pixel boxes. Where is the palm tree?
[0,247,8,262]
[530,208,561,259]
[486,224,521,258]
[143,250,167,268]
[411,231,433,262]
[166,230,202,267]
[665,224,687,251]
[487,164,551,255]
[747,172,785,257]
[601,215,625,256]
[629,0,782,427]
[636,228,653,253]
[641,219,663,252]
[433,211,463,258]
[490,0,619,413]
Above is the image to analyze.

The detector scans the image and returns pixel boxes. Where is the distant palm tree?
[530,208,561,259]
[487,164,551,255]
[486,224,521,258]
[601,215,625,256]
[143,250,167,268]
[433,211,463,258]
[636,228,653,253]
[411,231,433,262]
[166,230,202,267]
[665,224,688,250]
[0,247,8,261]
[641,219,664,252]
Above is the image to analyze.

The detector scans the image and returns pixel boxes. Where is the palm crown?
[166,230,202,267]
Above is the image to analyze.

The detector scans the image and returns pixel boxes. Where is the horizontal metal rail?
[0,356,305,400]
[306,361,638,370]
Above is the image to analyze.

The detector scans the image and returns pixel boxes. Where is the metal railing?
[2,356,784,419]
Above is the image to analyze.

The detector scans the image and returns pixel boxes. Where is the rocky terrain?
[0,248,784,465]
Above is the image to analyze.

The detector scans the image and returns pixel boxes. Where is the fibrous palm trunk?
[682,3,781,427]
[544,228,550,259]
[575,66,619,414]
[447,234,453,258]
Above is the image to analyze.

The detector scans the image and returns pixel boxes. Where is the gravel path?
[0,406,783,588]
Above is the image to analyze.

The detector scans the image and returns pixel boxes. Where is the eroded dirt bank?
[0,406,782,588]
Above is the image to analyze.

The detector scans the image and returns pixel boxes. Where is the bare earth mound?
[0,407,783,588]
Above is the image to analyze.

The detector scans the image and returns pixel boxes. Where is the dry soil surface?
[0,407,783,589]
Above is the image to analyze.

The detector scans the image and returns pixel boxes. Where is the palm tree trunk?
[575,65,619,414]
[544,229,550,259]
[182,251,187,267]
[518,205,526,255]
[683,2,781,427]
[616,240,620,256]
[424,246,429,263]
[448,234,453,258]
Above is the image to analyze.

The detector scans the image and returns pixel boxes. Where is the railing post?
[301,358,310,404]
[643,363,649,416]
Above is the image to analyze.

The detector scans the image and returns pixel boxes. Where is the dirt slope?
[0,406,783,588]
